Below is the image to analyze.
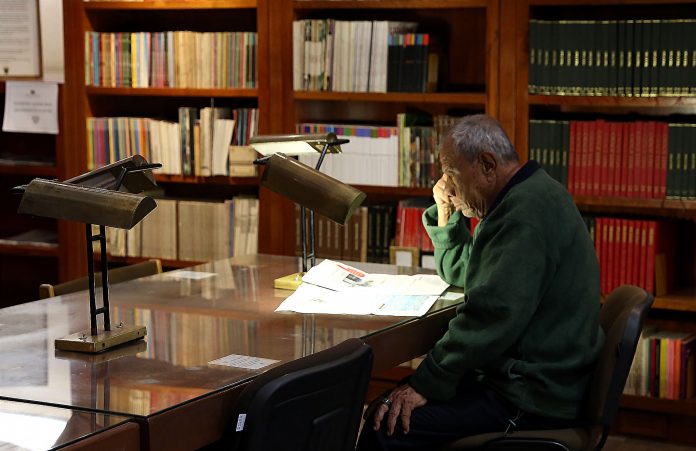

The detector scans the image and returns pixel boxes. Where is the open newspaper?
[275,260,450,316]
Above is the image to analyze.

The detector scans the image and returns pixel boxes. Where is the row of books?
[293,20,436,93]
[529,19,696,96]
[529,119,696,199]
[87,108,259,176]
[297,114,453,188]
[584,217,672,296]
[302,198,440,265]
[85,31,257,88]
[104,197,258,262]
[624,328,696,400]
[296,204,394,265]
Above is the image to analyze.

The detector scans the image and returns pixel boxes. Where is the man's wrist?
[437,206,454,227]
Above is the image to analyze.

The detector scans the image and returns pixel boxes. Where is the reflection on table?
[0,254,463,450]
[0,399,134,451]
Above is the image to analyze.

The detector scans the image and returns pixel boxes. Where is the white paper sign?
[0,0,41,77]
[209,354,279,370]
[2,81,58,134]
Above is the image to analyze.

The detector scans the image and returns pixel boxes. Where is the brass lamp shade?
[261,153,366,225]
[18,179,156,230]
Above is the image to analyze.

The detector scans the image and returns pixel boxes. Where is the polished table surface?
[0,254,463,449]
[0,399,135,450]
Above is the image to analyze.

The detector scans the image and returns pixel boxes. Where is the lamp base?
[274,272,305,290]
[55,324,147,353]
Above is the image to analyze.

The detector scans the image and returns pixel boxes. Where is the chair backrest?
[227,338,373,451]
[585,285,653,434]
[39,259,162,299]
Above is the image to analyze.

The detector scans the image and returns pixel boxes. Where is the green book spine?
[633,20,643,97]
[529,20,539,94]
[649,20,660,97]
[608,20,618,96]
[666,124,676,198]
[617,20,626,96]
[626,20,635,97]
[640,20,652,97]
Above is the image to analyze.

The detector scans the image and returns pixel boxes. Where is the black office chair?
[223,337,373,451]
[441,285,654,451]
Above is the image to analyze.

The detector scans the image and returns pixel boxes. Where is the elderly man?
[357,115,604,450]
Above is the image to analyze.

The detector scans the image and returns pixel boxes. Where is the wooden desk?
[0,254,461,450]
[0,399,138,450]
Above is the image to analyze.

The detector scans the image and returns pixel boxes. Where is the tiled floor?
[605,436,696,450]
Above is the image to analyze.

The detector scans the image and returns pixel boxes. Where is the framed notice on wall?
[0,0,41,78]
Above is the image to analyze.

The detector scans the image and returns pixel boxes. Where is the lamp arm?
[113,163,162,191]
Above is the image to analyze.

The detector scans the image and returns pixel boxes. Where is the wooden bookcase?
[54,0,272,281]
[258,0,500,255]
[2,0,695,444]
[506,0,696,444]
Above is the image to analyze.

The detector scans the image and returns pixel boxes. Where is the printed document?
[276,260,450,316]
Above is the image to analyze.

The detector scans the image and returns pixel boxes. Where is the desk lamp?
[13,155,161,353]
[250,133,366,290]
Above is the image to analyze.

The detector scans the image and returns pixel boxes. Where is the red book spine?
[607,218,616,293]
[626,220,636,286]
[618,219,628,287]
[619,123,630,197]
[589,120,599,196]
[645,121,657,199]
[636,220,645,291]
[646,221,657,295]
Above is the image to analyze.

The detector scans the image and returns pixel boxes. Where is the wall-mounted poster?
[0,0,41,78]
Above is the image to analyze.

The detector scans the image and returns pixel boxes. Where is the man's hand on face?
[368,384,427,436]
[434,174,456,226]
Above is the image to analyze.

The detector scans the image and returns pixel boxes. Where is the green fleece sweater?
[409,164,604,420]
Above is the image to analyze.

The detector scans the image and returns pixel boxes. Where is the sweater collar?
[483,160,540,219]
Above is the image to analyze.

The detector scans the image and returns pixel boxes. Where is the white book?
[212,118,235,175]
[140,198,177,260]
[293,21,305,90]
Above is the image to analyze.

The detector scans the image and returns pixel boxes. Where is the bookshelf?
[510,0,696,444]
[56,0,271,278]
[258,0,499,256]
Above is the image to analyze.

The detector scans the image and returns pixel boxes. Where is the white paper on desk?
[2,81,59,134]
[301,259,450,296]
[276,283,439,317]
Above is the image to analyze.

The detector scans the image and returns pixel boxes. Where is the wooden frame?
[389,246,420,268]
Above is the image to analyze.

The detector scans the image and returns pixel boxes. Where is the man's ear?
[479,152,497,175]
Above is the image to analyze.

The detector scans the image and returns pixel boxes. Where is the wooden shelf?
[620,395,696,417]
[529,0,696,5]
[83,0,257,10]
[104,255,202,269]
[85,87,258,98]
[155,174,260,186]
[294,91,487,106]
[354,184,432,198]
[529,94,696,109]
[0,243,59,258]
[574,196,696,219]
[0,164,57,177]
[294,0,487,9]
[653,289,696,313]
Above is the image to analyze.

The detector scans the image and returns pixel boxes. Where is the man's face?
[439,140,488,219]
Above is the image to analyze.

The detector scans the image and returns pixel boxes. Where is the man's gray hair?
[446,114,519,163]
